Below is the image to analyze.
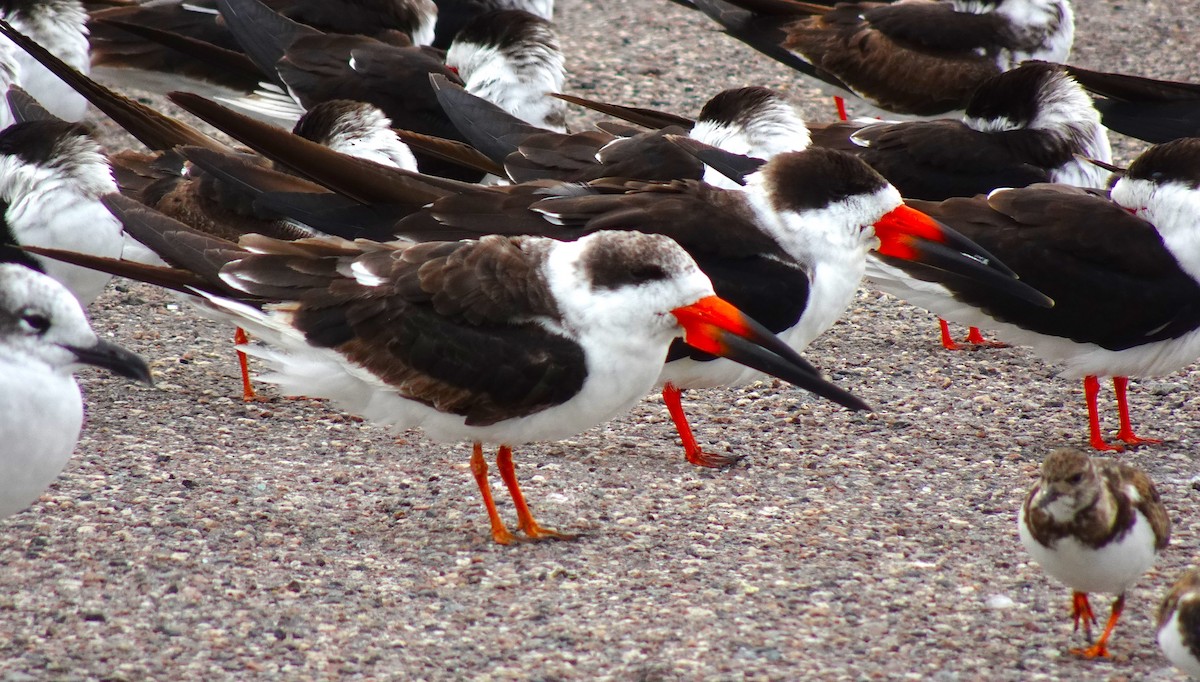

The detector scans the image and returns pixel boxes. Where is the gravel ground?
[3,0,1200,679]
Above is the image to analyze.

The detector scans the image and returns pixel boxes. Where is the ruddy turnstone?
[1018,447,1170,658]
[1158,567,1200,677]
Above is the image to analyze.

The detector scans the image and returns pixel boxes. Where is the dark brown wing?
[228,235,588,425]
[784,7,999,114]
[828,119,1053,200]
[859,2,1010,52]
[508,128,705,183]
[129,147,329,242]
[907,186,1200,350]
[1115,464,1171,550]
[394,179,815,348]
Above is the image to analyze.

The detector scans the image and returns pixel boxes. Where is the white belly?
[0,362,83,518]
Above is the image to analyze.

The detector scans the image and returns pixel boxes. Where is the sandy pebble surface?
[2,0,1200,679]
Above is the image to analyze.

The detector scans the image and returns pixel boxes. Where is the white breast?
[0,359,83,518]
[1018,505,1159,594]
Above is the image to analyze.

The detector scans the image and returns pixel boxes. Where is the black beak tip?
[68,340,154,386]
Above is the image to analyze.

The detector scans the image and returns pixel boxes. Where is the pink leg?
[1084,376,1123,452]
[1112,376,1161,446]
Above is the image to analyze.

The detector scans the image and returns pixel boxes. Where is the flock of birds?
[1,0,1200,673]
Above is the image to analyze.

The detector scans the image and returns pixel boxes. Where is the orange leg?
[1073,593,1124,659]
[470,443,516,545]
[1071,591,1097,641]
[1084,376,1124,452]
[495,446,573,540]
[834,95,848,122]
[1112,376,1161,447]
[234,327,258,402]
[663,383,740,468]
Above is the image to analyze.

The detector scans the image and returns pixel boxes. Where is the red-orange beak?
[873,204,1053,308]
[671,295,869,412]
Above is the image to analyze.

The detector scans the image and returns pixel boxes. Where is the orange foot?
[1070,642,1111,659]
[518,521,577,542]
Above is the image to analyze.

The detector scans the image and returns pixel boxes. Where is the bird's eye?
[628,264,667,283]
[1066,473,1084,485]
[19,310,50,335]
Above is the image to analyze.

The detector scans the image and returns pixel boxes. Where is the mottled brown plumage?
[1022,448,1169,551]
[1019,447,1170,658]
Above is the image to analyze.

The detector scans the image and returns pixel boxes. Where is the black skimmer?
[0,118,129,306]
[689,0,1075,119]
[1158,568,1200,677]
[203,0,564,177]
[431,0,553,49]
[810,61,1112,200]
[292,99,420,172]
[52,195,867,542]
[1062,63,1200,145]
[443,8,567,133]
[0,263,152,519]
[0,0,90,126]
[823,61,1109,349]
[433,81,810,188]
[1018,447,1170,658]
[161,91,1052,467]
[556,62,1112,198]
[867,137,1200,451]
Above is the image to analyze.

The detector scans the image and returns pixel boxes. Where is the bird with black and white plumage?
[0,116,127,306]
[431,0,552,49]
[432,80,810,188]
[0,262,151,519]
[0,0,91,127]
[868,138,1200,451]
[38,194,868,543]
[1018,447,1170,659]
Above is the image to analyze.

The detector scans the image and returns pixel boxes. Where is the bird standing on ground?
[1018,447,1170,658]
[155,91,1048,468]
[0,263,152,519]
[54,197,867,543]
[867,138,1200,450]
